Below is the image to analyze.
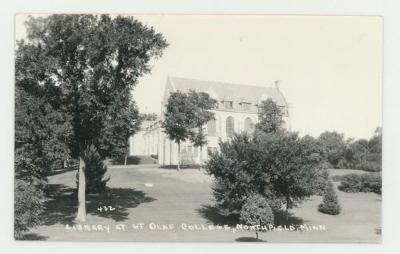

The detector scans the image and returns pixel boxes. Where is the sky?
[15,15,382,139]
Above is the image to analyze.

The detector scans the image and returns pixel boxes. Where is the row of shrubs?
[338,173,382,195]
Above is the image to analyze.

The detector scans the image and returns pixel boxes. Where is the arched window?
[244,117,254,133]
[207,119,217,136]
[226,116,235,138]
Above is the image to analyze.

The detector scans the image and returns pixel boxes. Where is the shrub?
[356,160,381,172]
[318,181,341,215]
[338,173,363,192]
[338,173,381,194]
[240,194,274,239]
[206,134,269,216]
[206,131,325,218]
[361,174,382,194]
[76,145,110,194]
[14,180,44,239]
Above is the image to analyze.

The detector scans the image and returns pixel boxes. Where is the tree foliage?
[256,98,284,134]
[162,91,193,170]
[318,131,347,168]
[187,90,218,165]
[206,131,326,219]
[14,180,44,239]
[162,90,217,169]
[15,86,71,186]
[318,129,382,171]
[15,14,168,223]
[254,131,325,211]
[240,194,274,239]
[140,113,158,121]
[207,134,274,216]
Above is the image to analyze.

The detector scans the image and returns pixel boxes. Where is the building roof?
[169,76,287,108]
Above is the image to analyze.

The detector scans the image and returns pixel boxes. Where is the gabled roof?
[169,76,287,108]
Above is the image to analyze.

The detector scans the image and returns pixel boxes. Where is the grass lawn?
[26,166,381,242]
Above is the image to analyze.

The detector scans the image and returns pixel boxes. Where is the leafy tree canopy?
[17,14,168,159]
[187,90,218,148]
[256,98,284,134]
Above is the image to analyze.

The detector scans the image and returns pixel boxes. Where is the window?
[207,119,217,136]
[240,102,251,111]
[226,116,235,138]
[223,101,233,109]
[244,117,254,133]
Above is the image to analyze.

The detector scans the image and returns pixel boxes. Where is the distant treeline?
[314,128,382,172]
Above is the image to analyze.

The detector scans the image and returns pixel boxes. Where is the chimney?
[274,80,281,90]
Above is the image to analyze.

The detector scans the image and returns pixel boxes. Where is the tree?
[256,98,284,134]
[366,127,382,171]
[240,194,274,240]
[206,134,277,217]
[14,180,44,239]
[162,91,193,170]
[335,127,382,172]
[207,129,325,223]
[99,92,141,166]
[14,86,71,187]
[318,181,341,215]
[255,131,325,220]
[187,90,218,168]
[318,131,347,168]
[15,60,71,236]
[18,14,168,222]
[301,135,330,196]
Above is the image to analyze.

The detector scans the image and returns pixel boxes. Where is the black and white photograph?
[14,14,383,243]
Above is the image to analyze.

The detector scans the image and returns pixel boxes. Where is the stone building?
[129,76,289,165]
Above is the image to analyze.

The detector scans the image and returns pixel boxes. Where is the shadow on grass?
[196,205,239,226]
[42,184,155,226]
[17,233,48,240]
[235,237,266,242]
[197,204,306,231]
[274,210,306,229]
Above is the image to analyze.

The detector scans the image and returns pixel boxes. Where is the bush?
[338,173,381,194]
[206,134,265,216]
[240,194,274,239]
[207,132,325,218]
[356,160,381,172]
[318,181,341,215]
[14,180,44,239]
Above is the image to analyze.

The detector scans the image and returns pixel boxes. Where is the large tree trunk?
[177,141,181,171]
[76,157,87,222]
